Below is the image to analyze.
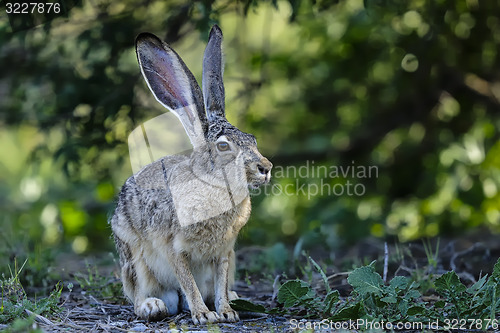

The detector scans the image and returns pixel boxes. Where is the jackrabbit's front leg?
[168,249,220,324]
[214,252,239,322]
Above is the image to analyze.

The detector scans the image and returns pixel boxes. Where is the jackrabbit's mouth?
[248,183,262,189]
[248,176,271,189]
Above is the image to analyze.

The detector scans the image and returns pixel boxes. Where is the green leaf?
[389,276,409,290]
[467,274,487,295]
[381,295,397,304]
[407,306,425,316]
[492,257,500,280]
[277,280,310,308]
[323,290,340,314]
[330,303,361,321]
[229,299,267,313]
[267,308,284,315]
[397,298,409,317]
[435,271,466,295]
[434,300,445,308]
[405,289,421,299]
[347,265,384,297]
[309,256,331,293]
[408,281,420,290]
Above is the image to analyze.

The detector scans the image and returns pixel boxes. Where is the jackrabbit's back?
[112,156,182,236]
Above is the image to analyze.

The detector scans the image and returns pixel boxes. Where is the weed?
[0,245,58,292]
[231,257,500,330]
[2,315,42,333]
[434,265,500,329]
[74,262,125,302]
[422,238,439,271]
[395,241,439,293]
[244,271,252,287]
[346,262,424,321]
[0,259,62,326]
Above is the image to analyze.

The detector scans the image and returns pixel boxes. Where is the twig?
[56,321,95,331]
[271,274,280,302]
[240,313,268,321]
[326,272,350,280]
[383,242,389,283]
[89,295,101,305]
[397,265,415,275]
[97,322,130,332]
[450,242,485,283]
[25,309,54,326]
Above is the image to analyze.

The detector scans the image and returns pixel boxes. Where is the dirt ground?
[28,292,290,332]
[8,229,500,333]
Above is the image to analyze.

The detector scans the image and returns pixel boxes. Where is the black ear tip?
[135,32,162,48]
[209,25,223,39]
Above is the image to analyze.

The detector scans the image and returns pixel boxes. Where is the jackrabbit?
[110,25,272,324]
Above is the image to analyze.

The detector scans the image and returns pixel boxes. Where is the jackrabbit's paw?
[219,309,239,322]
[137,297,168,321]
[192,310,220,325]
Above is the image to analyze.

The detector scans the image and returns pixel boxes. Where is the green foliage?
[74,263,125,302]
[20,249,58,290]
[0,245,59,295]
[0,262,62,326]
[308,256,331,293]
[422,238,439,270]
[434,259,500,328]
[229,299,267,313]
[347,263,384,297]
[276,280,310,308]
[348,263,424,321]
[232,258,500,328]
[236,243,291,281]
[2,316,43,333]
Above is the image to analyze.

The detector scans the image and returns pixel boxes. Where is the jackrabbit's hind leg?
[132,258,168,321]
[115,236,138,302]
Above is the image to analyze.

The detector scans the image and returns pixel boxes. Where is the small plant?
[74,262,125,302]
[231,257,500,330]
[0,259,62,326]
[434,266,500,329]
[231,256,357,319]
[346,262,425,321]
[422,238,439,271]
[0,245,58,292]
[2,315,42,333]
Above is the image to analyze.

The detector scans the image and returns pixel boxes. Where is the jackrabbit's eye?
[216,142,230,151]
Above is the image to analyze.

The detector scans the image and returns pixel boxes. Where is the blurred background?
[1,0,499,278]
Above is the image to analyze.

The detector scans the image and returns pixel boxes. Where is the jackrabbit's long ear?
[136,33,208,148]
[202,25,225,122]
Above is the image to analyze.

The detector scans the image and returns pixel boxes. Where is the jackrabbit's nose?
[257,164,270,175]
